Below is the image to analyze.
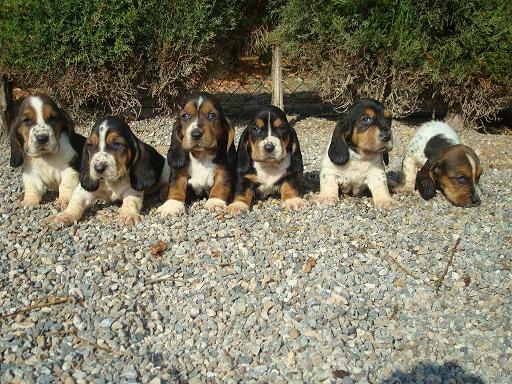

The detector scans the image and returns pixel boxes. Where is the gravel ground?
[1,115,511,383]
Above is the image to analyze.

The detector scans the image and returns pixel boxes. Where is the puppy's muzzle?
[93,162,107,175]
[35,134,50,144]
[379,131,392,142]
[264,142,275,153]
[191,129,203,140]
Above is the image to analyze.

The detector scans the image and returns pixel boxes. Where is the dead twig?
[1,296,72,319]
[435,238,461,294]
[386,253,418,279]
[145,276,190,285]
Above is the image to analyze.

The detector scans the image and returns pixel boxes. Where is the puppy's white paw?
[374,198,400,210]
[21,196,41,208]
[226,201,250,216]
[204,198,226,212]
[282,197,307,211]
[157,199,185,217]
[55,197,70,210]
[312,194,339,206]
[118,213,142,226]
[393,184,414,194]
[47,212,76,227]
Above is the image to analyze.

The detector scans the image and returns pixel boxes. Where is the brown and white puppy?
[316,98,398,209]
[10,94,85,208]
[157,93,236,216]
[48,116,170,226]
[395,121,482,207]
[226,105,305,216]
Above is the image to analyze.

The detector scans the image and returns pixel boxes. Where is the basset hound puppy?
[316,99,398,209]
[48,116,170,226]
[157,93,236,216]
[226,105,305,216]
[395,120,482,207]
[9,94,85,208]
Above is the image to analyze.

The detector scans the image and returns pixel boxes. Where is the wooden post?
[0,75,11,138]
[271,45,283,110]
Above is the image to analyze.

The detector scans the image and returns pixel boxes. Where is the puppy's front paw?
[393,184,414,194]
[374,198,400,210]
[312,195,339,206]
[157,199,185,217]
[204,198,226,212]
[47,212,76,227]
[21,196,41,208]
[226,201,250,216]
[118,213,142,226]
[55,197,70,210]
[282,197,307,211]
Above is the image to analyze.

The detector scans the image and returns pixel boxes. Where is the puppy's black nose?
[191,129,203,140]
[264,142,275,152]
[380,131,392,142]
[94,163,107,174]
[35,134,49,144]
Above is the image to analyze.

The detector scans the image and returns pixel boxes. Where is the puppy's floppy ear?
[79,144,99,192]
[236,129,253,176]
[9,117,24,168]
[167,121,188,169]
[415,158,438,200]
[130,140,165,191]
[383,152,389,166]
[328,120,350,165]
[288,128,304,176]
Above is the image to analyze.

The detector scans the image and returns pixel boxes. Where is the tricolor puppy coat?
[48,116,170,226]
[395,121,482,207]
[316,99,398,209]
[226,106,305,216]
[10,94,85,208]
[157,93,236,216]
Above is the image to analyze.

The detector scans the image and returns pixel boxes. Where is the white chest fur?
[320,149,384,194]
[23,133,77,190]
[254,154,291,197]
[188,153,216,194]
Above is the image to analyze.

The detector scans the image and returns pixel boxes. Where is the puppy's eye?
[110,142,124,151]
[47,116,57,124]
[453,175,466,183]
[207,112,217,121]
[252,126,261,134]
[87,142,96,150]
[23,118,34,126]
[181,112,190,121]
[361,116,372,126]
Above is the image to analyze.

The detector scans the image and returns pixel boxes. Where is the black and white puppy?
[226,105,305,215]
[395,120,482,207]
[10,94,85,208]
[48,116,170,226]
[157,93,236,216]
[316,98,398,209]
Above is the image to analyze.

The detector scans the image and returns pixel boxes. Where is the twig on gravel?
[145,276,190,285]
[435,237,461,294]
[385,253,418,279]
[1,296,72,319]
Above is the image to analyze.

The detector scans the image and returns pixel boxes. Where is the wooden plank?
[271,45,283,110]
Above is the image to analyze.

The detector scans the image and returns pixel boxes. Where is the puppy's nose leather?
[380,131,392,142]
[191,129,203,139]
[94,163,107,174]
[264,143,275,152]
[35,134,49,144]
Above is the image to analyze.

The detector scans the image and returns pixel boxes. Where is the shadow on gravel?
[381,362,484,384]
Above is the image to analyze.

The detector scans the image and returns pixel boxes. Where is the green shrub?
[0,0,251,116]
[268,0,512,121]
